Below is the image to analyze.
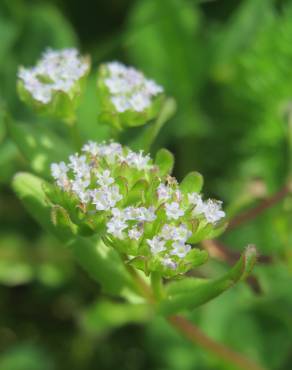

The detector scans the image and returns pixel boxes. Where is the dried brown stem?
[202,239,272,265]
[228,185,290,231]
[168,315,266,370]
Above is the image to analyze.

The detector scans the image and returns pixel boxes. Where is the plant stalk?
[168,315,266,370]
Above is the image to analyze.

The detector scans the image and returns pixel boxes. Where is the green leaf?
[81,300,151,335]
[155,148,174,177]
[50,205,78,241]
[6,118,72,178]
[12,172,137,296]
[12,172,65,240]
[19,3,77,57]
[159,245,257,315]
[127,179,149,205]
[180,171,203,194]
[0,344,54,370]
[0,15,19,67]
[165,277,209,296]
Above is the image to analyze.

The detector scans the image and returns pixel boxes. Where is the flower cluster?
[103,62,163,113]
[50,141,225,277]
[97,62,164,129]
[18,48,90,104]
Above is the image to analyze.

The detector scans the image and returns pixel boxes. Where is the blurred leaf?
[7,118,73,178]
[18,3,77,62]
[0,234,33,286]
[0,15,19,67]
[0,344,54,370]
[81,300,151,335]
[127,0,206,138]
[211,0,274,80]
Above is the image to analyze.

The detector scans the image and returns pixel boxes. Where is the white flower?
[203,199,225,224]
[91,185,121,211]
[138,207,157,222]
[174,224,192,242]
[107,185,123,207]
[107,62,127,76]
[171,242,191,258]
[160,224,191,243]
[56,175,70,190]
[78,190,91,204]
[157,183,172,202]
[107,218,127,239]
[165,202,184,220]
[71,178,90,195]
[111,96,130,113]
[68,154,89,177]
[103,62,163,113]
[159,224,174,240]
[51,162,68,179]
[99,142,123,163]
[129,92,151,112]
[18,48,89,104]
[91,188,111,211]
[161,256,177,270]
[147,237,166,255]
[82,141,100,156]
[96,170,114,187]
[125,151,151,170]
[144,79,163,95]
[105,77,130,94]
[128,227,143,240]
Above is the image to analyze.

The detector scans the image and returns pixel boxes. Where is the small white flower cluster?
[147,224,192,270]
[107,206,156,239]
[51,141,154,209]
[188,193,225,224]
[50,141,225,274]
[18,48,89,104]
[103,62,163,113]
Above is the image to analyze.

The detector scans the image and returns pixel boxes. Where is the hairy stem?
[168,315,266,370]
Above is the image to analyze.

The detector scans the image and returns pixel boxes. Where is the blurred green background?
[0,0,292,369]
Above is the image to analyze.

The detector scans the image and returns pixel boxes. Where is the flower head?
[49,141,226,278]
[17,48,90,120]
[97,62,164,129]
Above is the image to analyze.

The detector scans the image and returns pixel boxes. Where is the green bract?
[17,48,90,123]
[97,62,165,130]
[47,141,227,278]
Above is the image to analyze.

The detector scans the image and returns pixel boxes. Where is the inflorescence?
[18,48,89,104]
[101,62,163,113]
[50,141,225,277]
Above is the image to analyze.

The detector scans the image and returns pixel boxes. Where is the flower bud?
[48,141,226,278]
[97,62,164,130]
[17,48,90,123]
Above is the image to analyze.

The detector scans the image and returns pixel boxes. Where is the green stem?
[150,272,164,300]
[125,264,155,304]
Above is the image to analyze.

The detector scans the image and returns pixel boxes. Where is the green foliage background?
[0,0,291,369]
